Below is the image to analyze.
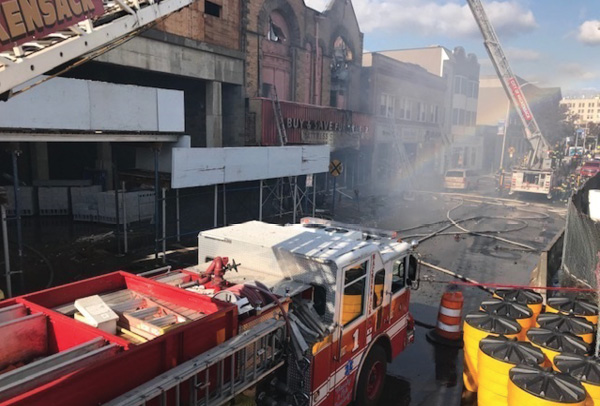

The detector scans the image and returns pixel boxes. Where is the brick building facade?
[244,0,364,111]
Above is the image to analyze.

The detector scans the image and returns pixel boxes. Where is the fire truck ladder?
[466,0,550,169]
[0,0,198,99]
[104,318,287,406]
[271,86,288,146]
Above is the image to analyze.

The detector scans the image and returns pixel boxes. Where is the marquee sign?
[0,0,103,52]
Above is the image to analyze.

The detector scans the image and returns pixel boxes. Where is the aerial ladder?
[466,0,554,197]
[0,0,198,100]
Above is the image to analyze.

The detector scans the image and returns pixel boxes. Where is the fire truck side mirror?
[406,255,420,290]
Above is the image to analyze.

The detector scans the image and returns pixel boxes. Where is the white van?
[444,169,478,190]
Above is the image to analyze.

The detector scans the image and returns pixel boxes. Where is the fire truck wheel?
[356,345,387,406]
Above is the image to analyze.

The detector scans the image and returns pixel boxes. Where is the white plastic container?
[74,295,118,334]
[589,190,600,222]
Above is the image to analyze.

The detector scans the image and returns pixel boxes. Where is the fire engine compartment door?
[332,255,375,405]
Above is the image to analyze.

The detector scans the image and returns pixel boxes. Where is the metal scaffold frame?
[259,176,317,223]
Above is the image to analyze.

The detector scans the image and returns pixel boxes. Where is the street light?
[499,81,538,170]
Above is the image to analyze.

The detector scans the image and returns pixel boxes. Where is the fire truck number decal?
[352,329,359,352]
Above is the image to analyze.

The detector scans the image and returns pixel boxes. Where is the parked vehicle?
[444,169,478,190]
[580,161,600,178]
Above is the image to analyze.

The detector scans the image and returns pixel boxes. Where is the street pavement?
[335,182,567,406]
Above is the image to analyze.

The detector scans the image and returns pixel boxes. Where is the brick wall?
[156,0,241,50]
[244,0,364,108]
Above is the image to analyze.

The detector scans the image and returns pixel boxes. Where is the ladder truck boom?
[0,0,195,100]
[466,0,551,169]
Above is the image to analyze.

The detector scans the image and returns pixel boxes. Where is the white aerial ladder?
[467,0,554,197]
[0,0,197,100]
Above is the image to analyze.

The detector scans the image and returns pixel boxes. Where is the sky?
[303,0,600,95]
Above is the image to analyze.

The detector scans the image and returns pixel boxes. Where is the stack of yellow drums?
[526,327,590,370]
[536,312,595,344]
[477,335,546,405]
[481,298,535,338]
[494,288,544,319]
[461,292,600,405]
[546,297,599,326]
[463,312,521,392]
[555,354,600,405]
[508,364,587,406]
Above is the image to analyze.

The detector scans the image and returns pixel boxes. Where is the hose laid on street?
[420,260,493,294]
[445,199,537,251]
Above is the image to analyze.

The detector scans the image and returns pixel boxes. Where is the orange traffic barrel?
[494,289,543,318]
[435,290,464,340]
[477,335,545,406]
[508,364,586,406]
[536,312,595,344]
[546,297,599,326]
[481,298,534,338]
[526,328,590,370]
[555,353,600,406]
[463,312,521,392]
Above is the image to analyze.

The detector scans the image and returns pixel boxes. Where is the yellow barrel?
[494,289,544,318]
[477,335,545,406]
[555,354,600,406]
[546,297,599,326]
[526,328,590,370]
[536,312,595,344]
[463,312,521,392]
[481,298,534,338]
[508,364,586,406]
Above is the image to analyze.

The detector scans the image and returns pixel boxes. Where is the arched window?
[267,11,289,43]
[261,11,292,101]
[330,36,352,108]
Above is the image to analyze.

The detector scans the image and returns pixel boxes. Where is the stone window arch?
[330,36,353,108]
[261,10,292,100]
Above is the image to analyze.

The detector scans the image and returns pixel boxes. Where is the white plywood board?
[0,76,184,133]
[267,147,302,178]
[0,77,91,130]
[301,145,331,173]
[171,148,225,189]
[171,145,329,189]
[89,81,158,131]
[223,148,269,183]
[157,89,185,132]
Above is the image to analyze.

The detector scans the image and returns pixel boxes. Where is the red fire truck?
[0,218,418,406]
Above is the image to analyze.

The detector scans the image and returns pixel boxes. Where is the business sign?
[301,130,360,150]
[0,0,104,52]
[286,117,368,134]
[507,78,533,122]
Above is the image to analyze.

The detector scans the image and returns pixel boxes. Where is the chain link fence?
[561,174,600,291]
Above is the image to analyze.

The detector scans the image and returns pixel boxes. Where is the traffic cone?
[427,289,464,348]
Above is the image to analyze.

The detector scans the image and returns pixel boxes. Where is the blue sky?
[305,0,600,94]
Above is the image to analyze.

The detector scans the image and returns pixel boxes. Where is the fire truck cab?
[195,218,419,406]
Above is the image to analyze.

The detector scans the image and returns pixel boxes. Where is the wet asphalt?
[337,184,567,406]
